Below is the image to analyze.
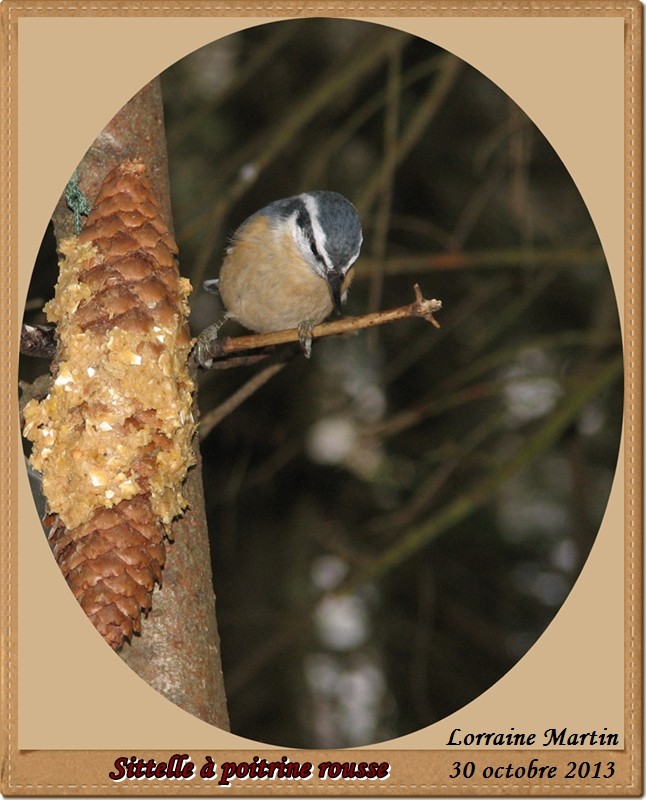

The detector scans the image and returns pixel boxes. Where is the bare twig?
[199,362,287,439]
[208,353,278,370]
[196,284,442,366]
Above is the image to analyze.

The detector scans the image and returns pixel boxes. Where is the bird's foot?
[194,316,229,368]
[297,320,316,359]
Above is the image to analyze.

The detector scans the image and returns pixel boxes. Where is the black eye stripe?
[296,208,313,238]
[295,207,326,265]
[295,208,308,227]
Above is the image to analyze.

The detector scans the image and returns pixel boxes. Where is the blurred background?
[23,19,623,749]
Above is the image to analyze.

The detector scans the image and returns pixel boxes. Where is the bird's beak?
[328,270,344,316]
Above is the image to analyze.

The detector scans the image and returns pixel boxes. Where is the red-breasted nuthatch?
[197,190,362,364]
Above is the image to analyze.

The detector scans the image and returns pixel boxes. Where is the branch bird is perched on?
[195,191,363,366]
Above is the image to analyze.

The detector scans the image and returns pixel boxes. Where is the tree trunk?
[50,78,229,730]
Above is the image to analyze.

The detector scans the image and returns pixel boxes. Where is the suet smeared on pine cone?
[23,160,195,649]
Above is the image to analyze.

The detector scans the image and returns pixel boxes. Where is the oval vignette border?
[1,2,641,796]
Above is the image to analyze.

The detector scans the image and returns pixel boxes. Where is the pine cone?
[48,496,166,649]
[23,160,195,649]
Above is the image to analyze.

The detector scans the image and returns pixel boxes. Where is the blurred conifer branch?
[223,352,622,691]
[302,54,444,188]
[168,22,299,148]
[370,328,620,442]
[368,42,402,316]
[356,52,462,215]
[190,27,409,285]
[335,354,623,595]
[355,244,606,277]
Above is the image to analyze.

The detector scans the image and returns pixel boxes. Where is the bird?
[196,190,362,365]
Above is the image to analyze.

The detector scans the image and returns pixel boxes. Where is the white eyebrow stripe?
[301,193,333,272]
[346,250,360,269]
